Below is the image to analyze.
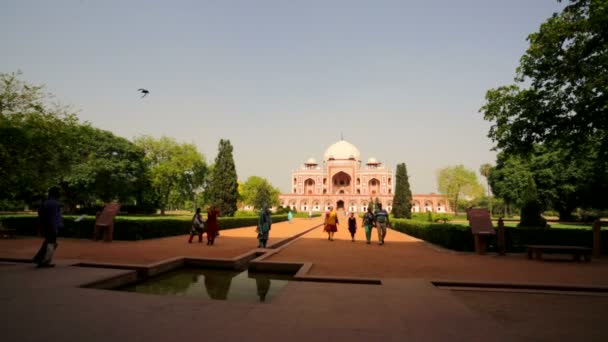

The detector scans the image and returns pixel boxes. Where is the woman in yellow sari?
[324,206,338,241]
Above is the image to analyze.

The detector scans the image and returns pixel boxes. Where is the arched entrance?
[336,200,344,210]
[332,172,352,194]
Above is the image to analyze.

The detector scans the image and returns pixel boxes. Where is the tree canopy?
[1,71,81,202]
[480,0,608,209]
[437,165,483,215]
[240,176,280,209]
[489,144,592,220]
[0,71,220,214]
[134,136,207,215]
[61,125,149,210]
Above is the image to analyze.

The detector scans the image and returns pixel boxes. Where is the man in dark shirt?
[33,187,63,268]
[374,204,390,245]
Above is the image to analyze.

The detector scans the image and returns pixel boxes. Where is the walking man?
[33,187,63,267]
[374,203,390,245]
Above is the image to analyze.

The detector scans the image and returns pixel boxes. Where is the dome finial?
[340,132,344,141]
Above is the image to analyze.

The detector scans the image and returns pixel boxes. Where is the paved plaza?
[1,217,607,341]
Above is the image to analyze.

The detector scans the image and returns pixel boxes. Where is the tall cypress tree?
[392,163,412,218]
[207,139,238,216]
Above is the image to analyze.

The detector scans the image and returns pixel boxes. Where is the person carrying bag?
[188,208,205,243]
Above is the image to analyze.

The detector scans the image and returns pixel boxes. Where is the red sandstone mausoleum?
[278,140,452,213]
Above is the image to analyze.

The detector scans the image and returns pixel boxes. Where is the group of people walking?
[324,204,391,245]
[32,185,390,272]
[190,205,272,249]
[188,206,220,245]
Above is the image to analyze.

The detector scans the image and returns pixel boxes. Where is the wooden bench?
[526,245,592,262]
[0,228,17,239]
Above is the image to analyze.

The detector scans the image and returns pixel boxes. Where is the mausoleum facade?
[278,140,451,213]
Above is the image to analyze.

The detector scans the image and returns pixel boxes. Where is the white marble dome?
[367,157,379,164]
[305,158,317,164]
[323,140,361,162]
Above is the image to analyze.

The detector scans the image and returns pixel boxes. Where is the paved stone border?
[432,280,608,294]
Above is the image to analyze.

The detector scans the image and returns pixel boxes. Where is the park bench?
[94,203,121,242]
[526,245,592,262]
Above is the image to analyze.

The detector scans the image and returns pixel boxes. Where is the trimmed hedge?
[0,214,288,241]
[392,220,475,251]
[392,218,608,254]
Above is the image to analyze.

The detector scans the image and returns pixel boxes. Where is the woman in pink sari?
[206,205,220,245]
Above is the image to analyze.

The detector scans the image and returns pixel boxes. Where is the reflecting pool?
[119,268,291,303]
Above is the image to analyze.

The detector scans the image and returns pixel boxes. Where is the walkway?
[267,217,608,286]
[0,217,607,341]
[0,218,316,264]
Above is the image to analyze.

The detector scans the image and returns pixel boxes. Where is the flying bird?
[138,88,149,98]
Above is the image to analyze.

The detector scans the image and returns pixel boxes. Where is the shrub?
[392,219,475,252]
[434,213,453,223]
[391,218,608,254]
[0,214,288,241]
[573,208,608,223]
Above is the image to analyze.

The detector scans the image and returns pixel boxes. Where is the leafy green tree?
[60,125,150,210]
[207,139,238,216]
[480,0,608,209]
[0,71,81,203]
[490,144,593,221]
[240,176,266,206]
[253,181,280,210]
[531,145,590,221]
[0,71,45,116]
[437,165,483,215]
[519,175,548,228]
[392,163,412,218]
[241,176,280,209]
[134,136,207,215]
[488,153,531,217]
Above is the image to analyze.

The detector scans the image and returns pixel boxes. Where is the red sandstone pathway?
[268,217,608,286]
[0,218,317,264]
[1,216,607,340]
[2,216,607,286]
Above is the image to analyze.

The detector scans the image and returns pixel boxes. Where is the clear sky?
[1,0,565,193]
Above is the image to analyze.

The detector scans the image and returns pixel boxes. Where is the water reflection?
[120,268,290,303]
[255,277,271,302]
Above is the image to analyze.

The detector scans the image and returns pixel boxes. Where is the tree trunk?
[558,209,574,222]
